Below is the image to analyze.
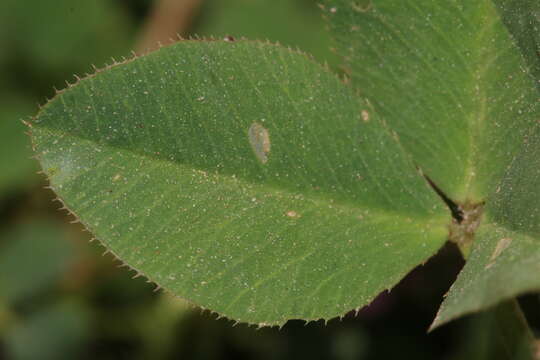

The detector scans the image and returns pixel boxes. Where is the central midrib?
[36,125,448,231]
[459,1,508,203]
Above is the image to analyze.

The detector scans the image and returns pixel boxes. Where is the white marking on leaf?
[286,211,299,218]
[361,110,370,122]
[485,238,512,269]
[248,123,271,164]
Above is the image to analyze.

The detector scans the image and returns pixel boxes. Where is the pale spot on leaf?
[286,211,299,218]
[361,110,370,122]
[351,0,372,12]
[248,123,271,164]
[485,238,512,269]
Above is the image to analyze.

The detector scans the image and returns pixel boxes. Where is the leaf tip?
[427,312,445,333]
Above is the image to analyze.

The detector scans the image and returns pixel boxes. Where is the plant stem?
[136,0,204,54]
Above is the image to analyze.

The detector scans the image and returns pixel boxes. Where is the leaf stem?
[422,173,464,223]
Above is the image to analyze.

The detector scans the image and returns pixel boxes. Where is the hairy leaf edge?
[26,37,451,328]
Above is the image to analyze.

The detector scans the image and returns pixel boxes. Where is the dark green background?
[0,0,538,359]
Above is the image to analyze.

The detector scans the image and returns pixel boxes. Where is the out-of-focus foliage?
[0,220,91,360]
[453,301,535,360]
[0,0,135,197]
[4,301,91,360]
[194,0,339,67]
[0,0,134,91]
[0,221,75,303]
[0,95,37,196]
[0,0,538,359]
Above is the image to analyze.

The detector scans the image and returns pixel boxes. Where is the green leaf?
[432,129,540,327]
[323,0,538,201]
[31,40,448,326]
[323,0,539,326]
[491,0,540,86]
[432,224,540,329]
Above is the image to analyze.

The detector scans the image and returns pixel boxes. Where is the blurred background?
[0,1,538,359]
